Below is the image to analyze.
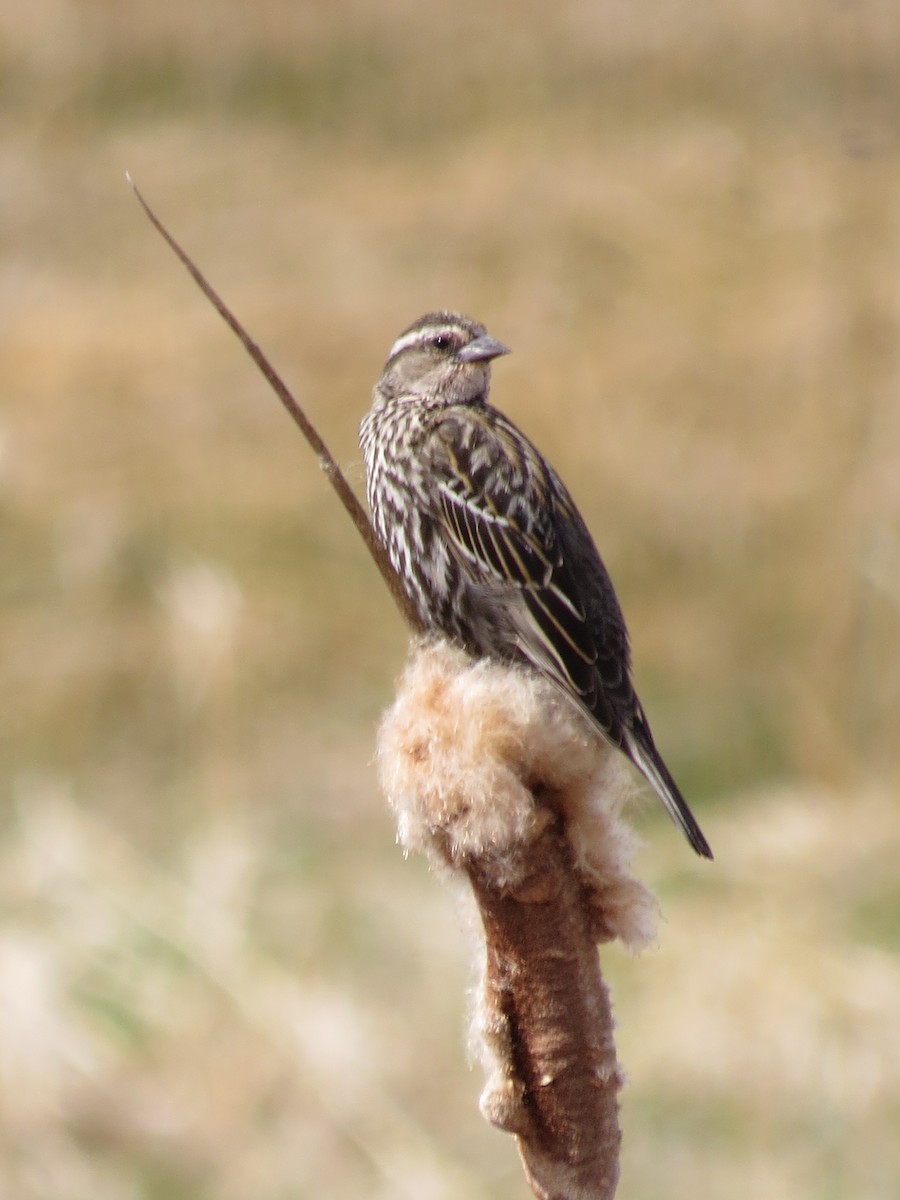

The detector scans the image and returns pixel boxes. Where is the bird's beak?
[457,334,510,363]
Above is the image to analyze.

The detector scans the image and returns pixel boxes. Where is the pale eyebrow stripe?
[388,324,463,359]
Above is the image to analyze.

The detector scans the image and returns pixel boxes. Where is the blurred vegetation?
[1,0,899,1197]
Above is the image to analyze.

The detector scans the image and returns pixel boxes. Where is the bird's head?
[376,311,510,406]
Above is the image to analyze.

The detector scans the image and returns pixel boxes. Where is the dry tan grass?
[1,0,899,1196]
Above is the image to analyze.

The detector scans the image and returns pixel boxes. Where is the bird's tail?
[623,723,713,859]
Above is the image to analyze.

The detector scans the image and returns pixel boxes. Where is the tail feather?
[623,726,713,860]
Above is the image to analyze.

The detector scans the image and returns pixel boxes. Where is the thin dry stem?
[127,175,423,633]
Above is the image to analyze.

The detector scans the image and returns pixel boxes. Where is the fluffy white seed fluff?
[376,639,657,950]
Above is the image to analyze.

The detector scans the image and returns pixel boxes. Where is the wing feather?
[427,412,603,714]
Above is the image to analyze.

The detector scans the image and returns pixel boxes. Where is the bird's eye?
[432,333,453,351]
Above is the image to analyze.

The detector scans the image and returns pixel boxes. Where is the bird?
[360,311,712,859]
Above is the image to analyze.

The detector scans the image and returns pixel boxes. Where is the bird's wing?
[420,407,713,858]
[424,409,620,733]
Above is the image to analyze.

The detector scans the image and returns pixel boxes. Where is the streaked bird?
[360,311,712,859]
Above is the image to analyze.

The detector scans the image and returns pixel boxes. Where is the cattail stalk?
[132,182,659,1198]
[378,642,656,1199]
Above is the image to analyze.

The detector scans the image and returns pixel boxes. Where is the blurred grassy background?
[2,0,899,1197]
